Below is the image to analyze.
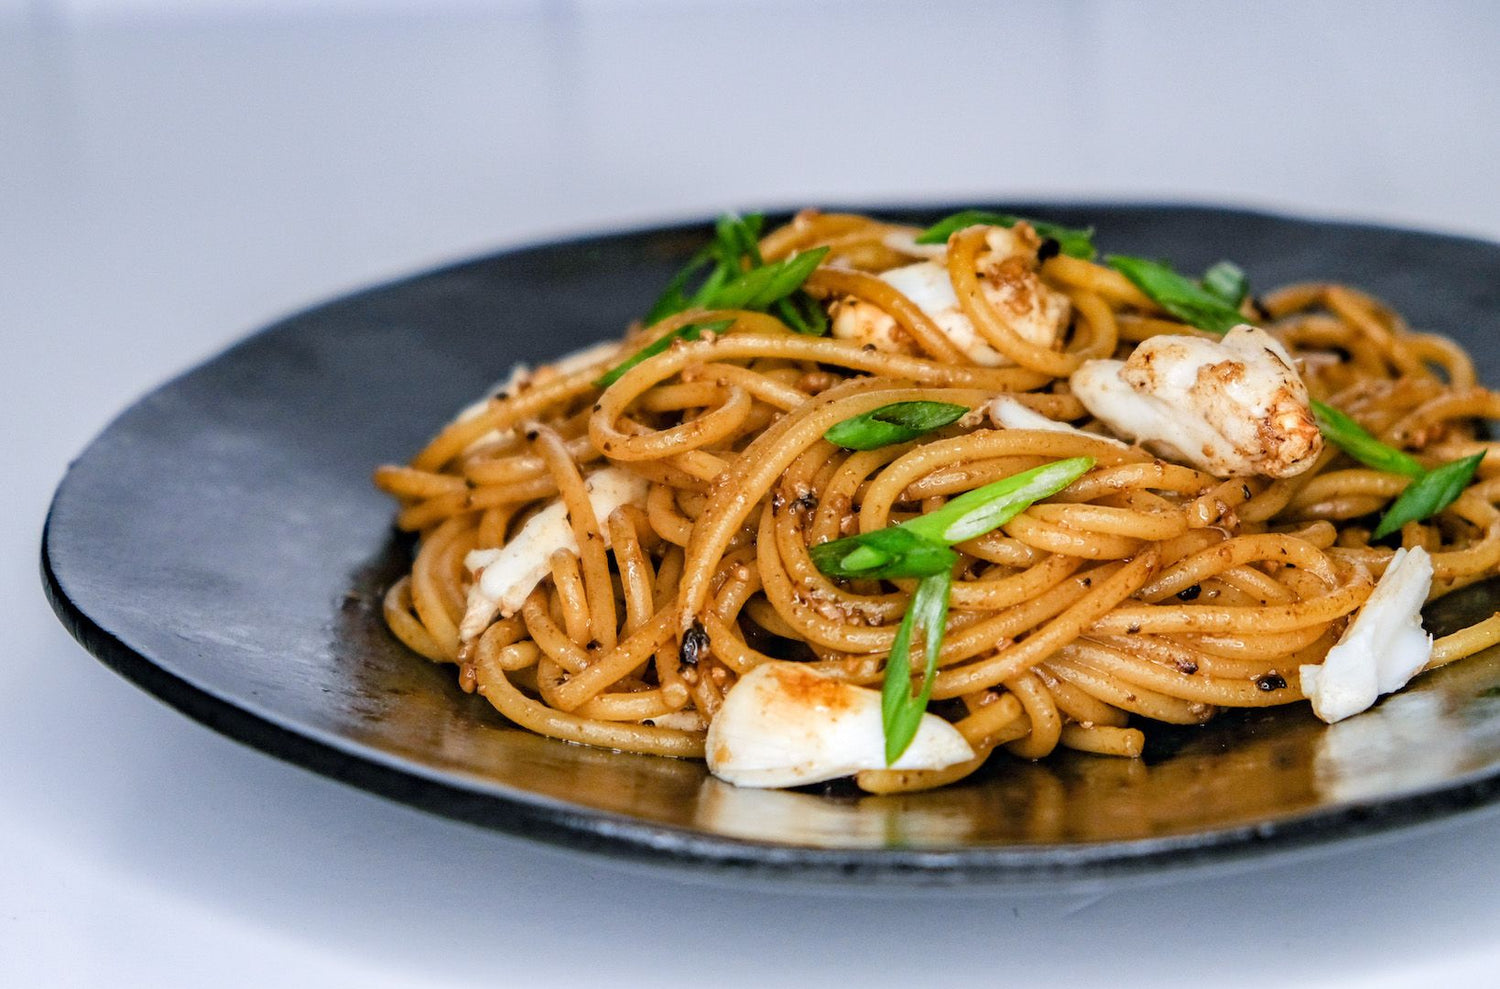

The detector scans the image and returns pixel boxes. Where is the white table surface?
[7,2,1500,985]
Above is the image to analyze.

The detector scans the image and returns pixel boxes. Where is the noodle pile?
[374,209,1500,794]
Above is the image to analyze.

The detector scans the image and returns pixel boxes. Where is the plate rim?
[40,199,1500,888]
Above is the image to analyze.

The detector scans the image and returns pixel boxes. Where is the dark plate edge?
[516,196,1500,268]
[41,449,1500,892]
[37,201,1500,889]
[53,198,1500,456]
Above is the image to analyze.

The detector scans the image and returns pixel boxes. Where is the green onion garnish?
[808,526,960,580]
[914,209,1096,260]
[1200,260,1250,307]
[808,457,1094,580]
[644,213,830,335]
[823,401,970,451]
[901,456,1095,545]
[867,457,1093,762]
[595,318,735,388]
[882,569,952,765]
[771,289,828,337]
[1312,400,1425,478]
[714,212,766,267]
[1106,254,1249,335]
[1373,453,1484,539]
[708,247,830,312]
[643,245,719,327]
[1312,400,1483,537]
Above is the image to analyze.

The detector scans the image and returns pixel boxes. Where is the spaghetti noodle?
[374,208,1500,793]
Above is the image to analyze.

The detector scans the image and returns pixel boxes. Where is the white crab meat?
[705,662,974,788]
[879,228,947,260]
[452,340,622,450]
[1069,324,1322,478]
[879,221,1039,263]
[454,362,532,424]
[987,395,1128,447]
[1300,546,1434,724]
[831,225,1070,367]
[459,466,649,640]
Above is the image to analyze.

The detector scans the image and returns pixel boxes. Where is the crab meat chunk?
[459,466,649,640]
[1300,546,1434,724]
[705,662,974,788]
[451,341,623,451]
[1069,324,1322,477]
[987,395,1128,447]
[831,224,1070,367]
[454,340,621,424]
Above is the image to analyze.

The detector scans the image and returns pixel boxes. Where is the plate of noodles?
[43,203,1500,887]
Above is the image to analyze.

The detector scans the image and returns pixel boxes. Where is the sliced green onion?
[1312,401,1482,538]
[1373,452,1484,539]
[1201,260,1249,307]
[709,247,830,312]
[914,209,1096,260]
[808,526,960,580]
[1107,254,1248,335]
[714,212,765,268]
[772,290,829,336]
[1312,400,1426,478]
[643,244,717,326]
[808,457,1094,579]
[823,401,970,451]
[646,215,829,334]
[901,457,1095,545]
[882,569,952,765]
[714,214,828,335]
[595,318,735,388]
[809,458,1095,764]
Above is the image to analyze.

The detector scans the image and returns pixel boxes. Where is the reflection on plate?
[41,204,1500,887]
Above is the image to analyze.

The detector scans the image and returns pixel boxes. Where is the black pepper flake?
[524,428,540,441]
[680,622,710,667]
[1126,623,1142,635]
[1175,659,1199,675]
[1036,237,1061,262]
[771,492,786,513]
[586,639,601,651]
[1241,484,1253,501]
[1252,296,1273,321]
[1177,584,1202,601]
[1256,672,1288,692]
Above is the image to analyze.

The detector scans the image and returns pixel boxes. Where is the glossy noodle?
[373,209,1500,793]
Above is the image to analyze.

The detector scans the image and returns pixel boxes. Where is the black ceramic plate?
[43,204,1500,888]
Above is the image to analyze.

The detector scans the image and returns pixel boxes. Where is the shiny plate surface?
[42,204,1500,887]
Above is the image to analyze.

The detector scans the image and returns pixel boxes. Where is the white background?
[7,2,1500,985]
